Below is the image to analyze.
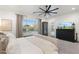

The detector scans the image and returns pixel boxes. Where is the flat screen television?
[58,22,74,29]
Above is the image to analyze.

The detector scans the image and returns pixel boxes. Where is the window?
[22,18,40,36]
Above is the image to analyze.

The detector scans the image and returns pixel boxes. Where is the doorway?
[42,22,48,36]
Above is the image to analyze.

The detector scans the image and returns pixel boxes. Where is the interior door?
[42,22,48,36]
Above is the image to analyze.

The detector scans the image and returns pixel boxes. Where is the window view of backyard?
[22,18,39,36]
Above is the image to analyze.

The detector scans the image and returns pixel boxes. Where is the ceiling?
[0,5,79,18]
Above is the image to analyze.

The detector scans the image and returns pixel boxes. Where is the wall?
[48,12,79,41]
[0,11,16,36]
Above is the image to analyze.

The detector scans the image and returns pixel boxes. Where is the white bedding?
[5,32,58,54]
[34,34,58,46]
[24,36,58,54]
[7,38,43,54]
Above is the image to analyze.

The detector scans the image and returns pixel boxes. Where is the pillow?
[0,32,9,54]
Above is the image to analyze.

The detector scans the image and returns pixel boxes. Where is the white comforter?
[6,35,58,54]
[24,36,58,54]
[6,38,43,54]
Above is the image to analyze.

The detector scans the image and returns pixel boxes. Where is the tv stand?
[56,29,77,42]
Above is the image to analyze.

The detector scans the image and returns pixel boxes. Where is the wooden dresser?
[56,29,77,42]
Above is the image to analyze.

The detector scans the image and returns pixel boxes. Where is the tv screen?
[58,22,73,29]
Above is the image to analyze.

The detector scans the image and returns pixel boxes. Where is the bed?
[0,32,58,54]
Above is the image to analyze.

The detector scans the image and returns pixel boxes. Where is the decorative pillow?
[0,32,9,54]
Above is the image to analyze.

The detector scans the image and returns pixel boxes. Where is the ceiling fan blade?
[50,12,57,14]
[47,5,51,11]
[39,8,45,11]
[46,5,48,8]
[48,5,51,9]
[49,8,59,11]
[45,5,48,10]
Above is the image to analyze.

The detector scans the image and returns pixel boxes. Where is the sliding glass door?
[22,18,41,36]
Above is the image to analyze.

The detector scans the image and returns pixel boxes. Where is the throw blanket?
[0,32,9,54]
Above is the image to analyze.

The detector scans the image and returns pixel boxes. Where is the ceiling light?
[72,8,76,10]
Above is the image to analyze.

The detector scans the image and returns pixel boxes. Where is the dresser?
[56,29,77,42]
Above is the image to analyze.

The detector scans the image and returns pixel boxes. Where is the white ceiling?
[0,5,79,18]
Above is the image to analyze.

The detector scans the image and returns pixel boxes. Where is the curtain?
[16,14,23,38]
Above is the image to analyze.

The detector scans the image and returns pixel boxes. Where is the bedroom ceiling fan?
[33,5,59,17]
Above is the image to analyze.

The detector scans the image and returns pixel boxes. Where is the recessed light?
[72,8,76,10]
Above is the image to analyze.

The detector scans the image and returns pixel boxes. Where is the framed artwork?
[0,19,12,31]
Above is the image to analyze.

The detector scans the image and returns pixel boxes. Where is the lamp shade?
[0,19,12,31]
